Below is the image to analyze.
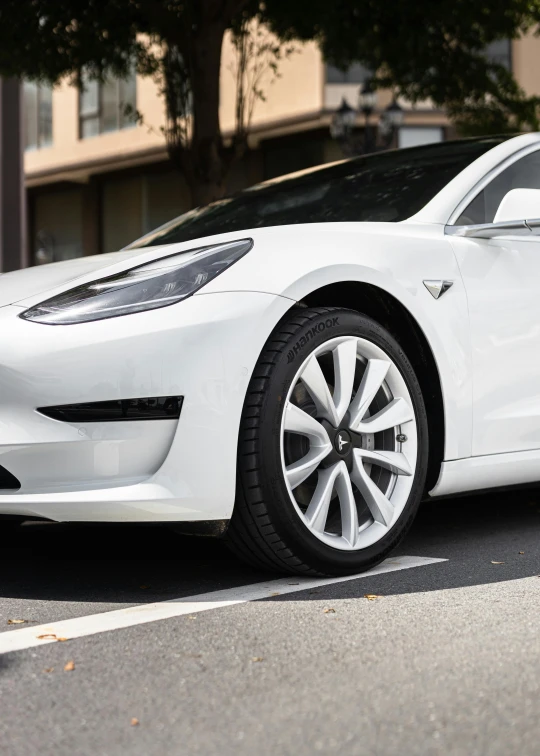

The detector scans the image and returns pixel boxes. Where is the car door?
[447,147,540,457]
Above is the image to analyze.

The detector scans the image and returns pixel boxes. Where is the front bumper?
[0,291,292,522]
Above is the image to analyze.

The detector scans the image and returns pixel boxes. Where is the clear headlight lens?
[20,238,253,325]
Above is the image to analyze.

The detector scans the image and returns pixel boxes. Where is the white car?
[1,133,540,575]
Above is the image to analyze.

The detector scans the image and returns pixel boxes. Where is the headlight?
[20,238,253,325]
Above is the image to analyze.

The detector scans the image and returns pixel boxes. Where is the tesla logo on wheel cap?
[334,430,352,455]
[337,434,349,452]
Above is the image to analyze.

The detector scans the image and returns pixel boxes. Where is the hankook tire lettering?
[287,318,339,362]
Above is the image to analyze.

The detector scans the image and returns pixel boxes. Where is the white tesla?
[1,133,540,575]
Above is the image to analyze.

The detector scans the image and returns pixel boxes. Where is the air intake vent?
[0,465,21,490]
[38,396,183,423]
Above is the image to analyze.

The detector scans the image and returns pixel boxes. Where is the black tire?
[226,306,429,576]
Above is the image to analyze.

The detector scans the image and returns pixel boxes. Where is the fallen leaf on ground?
[323,607,336,613]
[188,615,197,620]
[56,637,68,642]
[519,551,525,555]
[251,657,264,663]
[7,619,27,625]
[131,718,139,727]
[64,660,75,672]
[491,561,505,565]
[364,594,382,601]
[42,668,54,673]
[37,634,58,640]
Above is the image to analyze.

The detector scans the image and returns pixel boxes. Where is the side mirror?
[446,188,540,239]
[494,188,540,224]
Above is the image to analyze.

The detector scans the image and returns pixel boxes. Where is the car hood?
[0,248,157,308]
[0,221,434,309]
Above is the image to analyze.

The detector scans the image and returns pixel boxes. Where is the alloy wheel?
[280,335,418,551]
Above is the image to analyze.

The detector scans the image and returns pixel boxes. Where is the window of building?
[326,63,372,84]
[23,81,53,150]
[398,127,444,149]
[79,70,137,138]
[485,39,512,70]
[33,189,84,264]
[101,172,190,253]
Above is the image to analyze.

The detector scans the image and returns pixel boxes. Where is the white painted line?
[0,555,445,655]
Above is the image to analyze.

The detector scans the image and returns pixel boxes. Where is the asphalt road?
[1,489,539,756]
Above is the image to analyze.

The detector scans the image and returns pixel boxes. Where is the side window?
[456,151,540,225]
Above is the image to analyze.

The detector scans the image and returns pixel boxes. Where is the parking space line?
[0,555,446,655]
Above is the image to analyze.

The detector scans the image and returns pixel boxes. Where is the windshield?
[128,136,512,249]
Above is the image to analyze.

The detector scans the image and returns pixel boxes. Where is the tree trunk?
[188,19,227,207]
[163,1,250,208]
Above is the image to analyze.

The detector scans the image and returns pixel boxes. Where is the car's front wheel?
[226,306,429,576]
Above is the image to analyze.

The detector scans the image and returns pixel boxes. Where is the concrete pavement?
[1,489,539,755]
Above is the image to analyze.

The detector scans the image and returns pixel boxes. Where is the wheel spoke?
[305,462,359,546]
[335,464,359,547]
[305,463,340,533]
[332,339,358,425]
[283,402,331,446]
[283,402,332,490]
[348,359,390,431]
[353,397,414,435]
[299,354,340,426]
[351,450,394,526]
[286,448,331,490]
[355,449,412,476]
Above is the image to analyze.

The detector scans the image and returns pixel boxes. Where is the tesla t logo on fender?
[423,280,454,299]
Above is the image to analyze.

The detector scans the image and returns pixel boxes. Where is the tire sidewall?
[254,308,428,574]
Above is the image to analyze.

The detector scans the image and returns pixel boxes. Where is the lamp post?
[379,98,405,140]
[358,78,378,153]
[330,78,404,156]
[329,98,356,141]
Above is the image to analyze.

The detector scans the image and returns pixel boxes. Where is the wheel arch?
[295,281,445,492]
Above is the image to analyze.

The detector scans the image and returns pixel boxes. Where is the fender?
[203,222,472,462]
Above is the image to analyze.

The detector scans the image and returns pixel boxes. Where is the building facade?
[22,33,539,266]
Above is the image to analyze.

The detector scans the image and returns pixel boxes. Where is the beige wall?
[25,75,167,182]
[220,37,323,135]
[25,33,324,184]
[513,30,540,97]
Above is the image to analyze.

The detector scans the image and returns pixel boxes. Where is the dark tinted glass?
[129,137,512,249]
[455,149,540,225]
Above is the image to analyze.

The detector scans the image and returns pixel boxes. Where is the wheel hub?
[334,429,352,456]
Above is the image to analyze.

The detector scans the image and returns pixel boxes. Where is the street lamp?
[330,79,404,156]
[359,78,377,116]
[379,99,405,134]
[329,98,356,141]
[358,78,378,152]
